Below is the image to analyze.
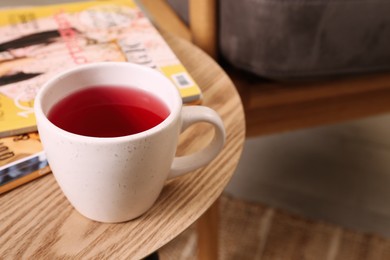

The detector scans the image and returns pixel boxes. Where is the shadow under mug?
[34,62,226,223]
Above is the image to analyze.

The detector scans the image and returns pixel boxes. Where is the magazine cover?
[0,0,202,137]
[0,132,50,194]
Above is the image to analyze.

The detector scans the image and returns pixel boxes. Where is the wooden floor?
[159,195,390,260]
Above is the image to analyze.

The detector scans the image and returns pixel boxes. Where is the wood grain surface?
[0,33,245,259]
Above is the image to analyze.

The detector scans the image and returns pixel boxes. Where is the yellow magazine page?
[0,0,202,137]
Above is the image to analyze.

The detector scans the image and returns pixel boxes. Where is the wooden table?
[0,33,245,259]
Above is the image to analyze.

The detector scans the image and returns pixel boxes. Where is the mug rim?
[34,62,182,143]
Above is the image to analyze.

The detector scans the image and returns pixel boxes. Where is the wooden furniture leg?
[189,0,217,58]
[197,199,219,260]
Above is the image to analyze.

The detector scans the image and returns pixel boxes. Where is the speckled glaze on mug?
[34,62,225,223]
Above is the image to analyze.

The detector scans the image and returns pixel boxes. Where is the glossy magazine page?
[0,132,50,194]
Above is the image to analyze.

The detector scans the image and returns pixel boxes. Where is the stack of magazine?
[0,0,202,194]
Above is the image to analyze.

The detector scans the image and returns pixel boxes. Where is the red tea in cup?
[48,85,170,137]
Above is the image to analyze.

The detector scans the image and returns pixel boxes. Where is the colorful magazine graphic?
[0,132,50,194]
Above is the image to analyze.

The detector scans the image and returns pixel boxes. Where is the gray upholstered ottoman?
[168,0,390,80]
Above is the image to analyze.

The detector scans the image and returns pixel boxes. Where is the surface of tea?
[48,86,170,137]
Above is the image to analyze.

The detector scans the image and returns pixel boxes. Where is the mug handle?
[169,106,226,179]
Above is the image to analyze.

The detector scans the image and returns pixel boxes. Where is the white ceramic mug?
[34,62,225,223]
